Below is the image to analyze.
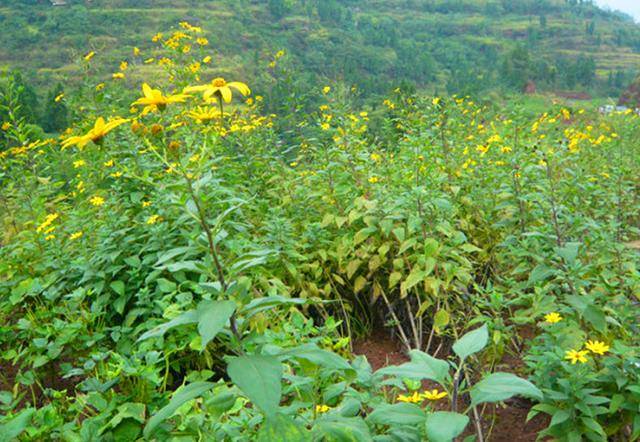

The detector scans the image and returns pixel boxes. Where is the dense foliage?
[1,20,640,442]
[2,0,640,102]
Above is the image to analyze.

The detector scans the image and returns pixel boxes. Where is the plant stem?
[380,290,412,353]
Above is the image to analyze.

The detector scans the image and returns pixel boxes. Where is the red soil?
[353,331,550,441]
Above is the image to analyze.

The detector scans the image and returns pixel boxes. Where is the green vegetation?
[2,0,640,103]
[1,4,640,442]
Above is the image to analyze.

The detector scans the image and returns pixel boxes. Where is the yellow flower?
[84,51,96,61]
[132,83,189,115]
[120,61,128,71]
[565,349,589,365]
[152,33,163,42]
[397,392,422,403]
[90,196,105,206]
[585,340,610,356]
[370,153,381,162]
[104,159,114,167]
[189,62,201,74]
[203,55,212,64]
[45,234,56,241]
[54,93,64,103]
[146,215,161,225]
[544,312,562,324]
[142,201,152,208]
[61,117,128,149]
[432,97,441,106]
[315,404,331,414]
[133,47,141,56]
[182,45,192,54]
[184,78,251,103]
[36,213,59,233]
[196,37,209,46]
[323,86,331,94]
[368,176,379,184]
[69,231,83,240]
[73,159,86,169]
[188,106,221,123]
[95,83,105,91]
[421,389,447,401]
[1,122,10,131]
[112,72,125,80]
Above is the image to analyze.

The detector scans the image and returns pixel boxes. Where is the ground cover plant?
[1,22,640,441]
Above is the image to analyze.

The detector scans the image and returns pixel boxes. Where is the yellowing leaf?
[346,260,361,279]
[389,271,403,289]
[354,276,367,293]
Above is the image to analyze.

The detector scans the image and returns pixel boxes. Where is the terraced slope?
[1,0,640,96]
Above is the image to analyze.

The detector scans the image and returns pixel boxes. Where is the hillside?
[2,0,640,98]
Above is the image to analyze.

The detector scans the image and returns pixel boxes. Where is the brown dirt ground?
[625,240,640,250]
[353,331,549,442]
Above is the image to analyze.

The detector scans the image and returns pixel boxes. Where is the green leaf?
[527,264,555,286]
[433,310,450,330]
[407,350,450,385]
[375,351,450,386]
[313,416,372,441]
[108,402,146,428]
[470,372,543,406]
[143,382,214,438]
[549,409,571,427]
[196,300,236,348]
[227,355,282,416]
[241,296,306,319]
[366,403,425,426]
[581,417,606,436]
[452,324,488,361]
[0,408,35,440]
[137,310,198,341]
[257,413,309,442]
[156,278,177,293]
[425,412,469,442]
[401,268,425,294]
[110,280,125,296]
[556,242,580,266]
[278,344,353,372]
[112,419,142,442]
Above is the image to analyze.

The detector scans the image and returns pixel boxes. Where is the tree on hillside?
[268,0,289,19]
[500,45,531,91]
